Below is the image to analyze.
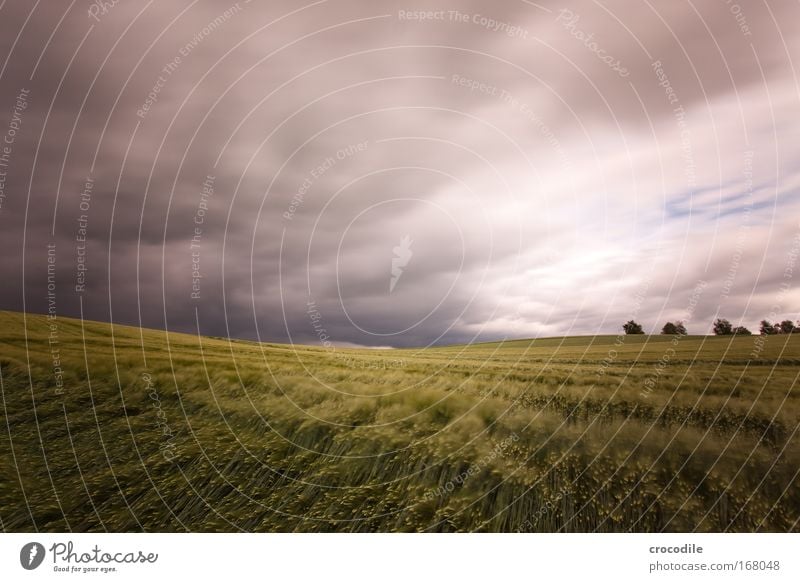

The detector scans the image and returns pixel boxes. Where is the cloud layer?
[0,0,798,347]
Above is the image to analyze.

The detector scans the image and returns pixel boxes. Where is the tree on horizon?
[623,320,644,335]
[713,318,733,335]
[662,321,688,335]
[760,320,779,335]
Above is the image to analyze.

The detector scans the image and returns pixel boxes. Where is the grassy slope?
[1,310,798,532]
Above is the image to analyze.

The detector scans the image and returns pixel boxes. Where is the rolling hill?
[1,310,798,532]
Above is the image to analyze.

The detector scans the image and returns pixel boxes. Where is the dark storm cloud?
[0,0,798,347]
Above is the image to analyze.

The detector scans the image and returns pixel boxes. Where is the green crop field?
[1,310,798,532]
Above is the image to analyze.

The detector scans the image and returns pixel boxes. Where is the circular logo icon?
[20,542,46,570]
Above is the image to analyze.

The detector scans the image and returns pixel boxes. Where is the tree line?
[620,319,800,336]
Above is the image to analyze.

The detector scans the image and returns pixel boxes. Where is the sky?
[0,0,798,347]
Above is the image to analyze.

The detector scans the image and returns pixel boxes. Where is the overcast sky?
[0,0,798,347]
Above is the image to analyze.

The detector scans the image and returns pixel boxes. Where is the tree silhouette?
[661,321,688,335]
[760,320,778,335]
[661,322,677,334]
[713,318,732,335]
[622,320,644,334]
